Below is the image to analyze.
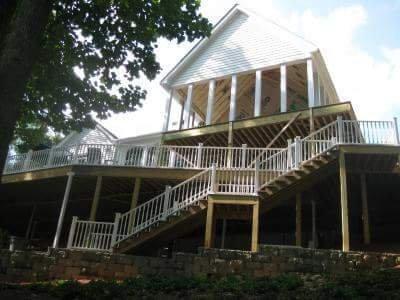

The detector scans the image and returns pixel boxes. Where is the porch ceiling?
[162,102,356,147]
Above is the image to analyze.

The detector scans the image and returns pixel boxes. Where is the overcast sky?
[101,0,400,139]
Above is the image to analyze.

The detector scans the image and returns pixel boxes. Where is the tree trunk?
[0,0,52,179]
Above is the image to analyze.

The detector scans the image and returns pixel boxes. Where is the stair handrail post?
[287,139,293,169]
[66,216,78,249]
[294,136,301,168]
[210,163,217,193]
[241,144,247,169]
[163,185,172,220]
[337,116,344,144]
[110,213,121,248]
[393,117,400,145]
[141,146,149,167]
[23,150,33,171]
[168,146,177,168]
[254,157,260,193]
[196,143,203,168]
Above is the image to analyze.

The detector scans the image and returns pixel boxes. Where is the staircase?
[66,118,399,252]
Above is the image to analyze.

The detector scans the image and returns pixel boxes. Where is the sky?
[101,0,400,139]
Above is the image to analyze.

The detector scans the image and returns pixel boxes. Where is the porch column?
[131,177,142,210]
[316,73,321,106]
[339,151,350,251]
[360,173,371,245]
[204,198,215,248]
[183,84,193,129]
[89,176,102,221]
[162,89,174,132]
[307,59,315,108]
[254,70,262,117]
[178,101,184,130]
[53,171,74,248]
[280,64,287,112]
[206,79,216,125]
[311,199,317,248]
[295,193,302,247]
[251,200,260,252]
[229,75,237,122]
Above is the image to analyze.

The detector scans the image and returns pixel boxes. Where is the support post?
[337,116,344,144]
[229,75,237,122]
[89,176,102,221]
[393,117,399,144]
[210,163,217,193]
[294,136,301,168]
[221,218,227,249]
[339,151,350,251]
[287,139,293,169]
[130,177,142,210]
[46,148,55,167]
[178,102,184,130]
[110,213,121,248]
[183,84,193,129]
[66,216,78,249]
[295,194,302,247]
[163,185,172,220]
[206,80,215,125]
[196,143,203,168]
[311,199,317,249]
[307,59,315,108]
[204,199,214,248]
[162,89,174,132]
[53,171,74,249]
[280,64,287,113]
[227,122,233,167]
[360,173,371,245]
[141,146,149,167]
[241,144,247,168]
[251,200,260,252]
[254,70,262,117]
[23,150,33,170]
[25,205,36,240]
[254,157,260,193]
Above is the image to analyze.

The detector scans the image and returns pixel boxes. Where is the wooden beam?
[130,177,142,210]
[204,199,214,248]
[339,151,350,251]
[251,200,260,252]
[265,112,301,148]
[360,173,371,245]
[295,193,302,247]
[89,176,102,221]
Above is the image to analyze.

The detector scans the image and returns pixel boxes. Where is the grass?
[1,270,400,299]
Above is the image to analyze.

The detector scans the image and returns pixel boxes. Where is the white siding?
[168,11,313,86]
[60,126,114,146]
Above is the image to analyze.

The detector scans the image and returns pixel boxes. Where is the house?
[1,5,399,256]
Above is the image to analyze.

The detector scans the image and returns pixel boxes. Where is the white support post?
[196,143,203,168]
[254,70,262,117]
[210,163,217,193]
[110,213,121,249]
[163,185,172,220]
[393,117,399,144]
[229,75,237,122]
[183,84,193,129]
[162,89,174,132]
[53,171,74,248]
[46,148,55,167]
[141,146,149,167]
[178,102,184,130]
[287,139,293,169]
[280,64,287,112]
[254,157,260,193]
[23,150,33,170]
[66,216,78,249]
[337,116,344,144]
[206,80,215,125]
[316,73,321,106]
[307,59,315,108]
[241,144,247,169]
[168,149,176,168]
[294,136,301,168]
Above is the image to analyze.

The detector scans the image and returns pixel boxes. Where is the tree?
[0,0,211,177]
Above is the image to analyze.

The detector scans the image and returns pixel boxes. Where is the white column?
[280,65,287,112]
[316,73,321,106]
[183,84,193,129]
[307,59,315,108]
[229,75,237,122]
[206,80,216,125]
[178,102,184,130]
[162,89,174,132]
[254,70,262,117]
[53,171,74,248]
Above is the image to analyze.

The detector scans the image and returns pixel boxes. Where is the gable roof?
[161,4,318,88]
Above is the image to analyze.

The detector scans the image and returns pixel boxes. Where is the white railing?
[65,117,399,252]
[3,143,282,175]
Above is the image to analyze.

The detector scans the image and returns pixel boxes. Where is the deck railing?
[3,143,283,175]
[66,118,399,252]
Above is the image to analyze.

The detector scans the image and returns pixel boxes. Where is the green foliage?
[17,0,212,143]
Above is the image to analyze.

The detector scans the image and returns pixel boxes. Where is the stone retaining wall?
[1,245,399,282]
